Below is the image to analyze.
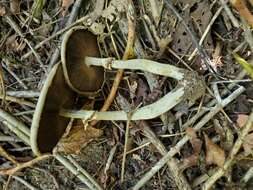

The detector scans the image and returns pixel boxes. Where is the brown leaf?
[10,0,20,14]
[61,0,74,16]
[237,114,249,128]
[0,5,6,16]
[243,133,253,156]
[54,123,103,154]
[180,128,202,170]
[204,134,225,167]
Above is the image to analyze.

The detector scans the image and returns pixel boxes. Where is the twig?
[2,60,28,90]
[22,0,105,59]
[140,122,192,190]
[104,144,117,182]
[54,154,102,190]
[67,155,103,190]
[220,0,239,27]
[91,0,136,127]
[0,154,51,175]
[0,145,18,164]
[121,113,132,182]
[47,0,84,71]
[12,175,38,190]
[188,7,223,61]
[0,94,35,108]
[116,94,191,189]
[6,90,40,98]
[202,109,253,190]
[0,108,30,137]
[5,16,47,73]
[163,0,216,74]
[241,167,253,184]
[132,86,245,190]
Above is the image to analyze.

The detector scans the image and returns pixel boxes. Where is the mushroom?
[31,63,76,155]
[61,26,104,95]
[59,27,205,122]
[31,27,105,155]
[31,26,205,155]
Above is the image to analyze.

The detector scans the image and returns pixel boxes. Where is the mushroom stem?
[59,87,184,120]
[60,58,205,121]
[85,57,185,80]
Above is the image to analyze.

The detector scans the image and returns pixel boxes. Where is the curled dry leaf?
[204,134,225,167]
[180,128,202,171]
[54,123,103,154]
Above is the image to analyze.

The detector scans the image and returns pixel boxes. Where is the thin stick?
[67,155,103,190]
[0,94,35,108]
[2,60,28,90]
[188,7,223,61]
[0,108,30,137]
[0,154,51,175]
[202,109,253,190]
[141,122,192,190]
[220,0,239,27]
[5,16,47,73]
[12,175,38,190]
[22,0,105,59]
[132,86,245,190]
[91,0,136,126]
[47,0,84,71]
[121,114,132,182]
[163,0,215,74]
[6,90,40,98]
[54,154,100,190]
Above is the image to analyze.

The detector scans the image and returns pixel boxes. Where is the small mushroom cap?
[61,26,104,95]
[31,63,76,155]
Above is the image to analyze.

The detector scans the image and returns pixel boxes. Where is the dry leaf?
[10,0,20,14]
[243,133,253,156]
[237,114,249,128]
[61,0,74,16]
[0,5,6,16]
[204,134,225,167]
[180,128,202,170]
[54,123,103,154]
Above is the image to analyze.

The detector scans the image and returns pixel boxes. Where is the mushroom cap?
[61,26,104,95]
[31,63,76,155]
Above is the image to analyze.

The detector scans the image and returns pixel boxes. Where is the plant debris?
[0,0,253,189]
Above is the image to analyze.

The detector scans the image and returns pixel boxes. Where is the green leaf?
[233,53,253,79]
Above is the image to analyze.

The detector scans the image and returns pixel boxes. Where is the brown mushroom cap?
[61,26,104,95]
[31,63,76,155]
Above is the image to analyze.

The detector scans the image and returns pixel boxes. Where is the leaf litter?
[0,0,253,189]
